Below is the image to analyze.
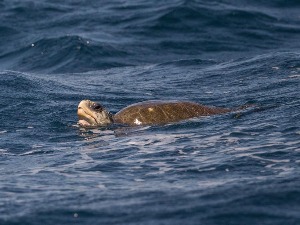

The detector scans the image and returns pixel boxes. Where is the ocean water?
[1,0,300,224]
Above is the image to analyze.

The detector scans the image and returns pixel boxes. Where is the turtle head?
[77,100,113,127]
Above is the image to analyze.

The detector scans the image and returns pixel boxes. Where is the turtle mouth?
[77,107,98,126]
[77,100,99,127]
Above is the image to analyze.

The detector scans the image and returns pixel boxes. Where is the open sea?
[1,0,300,224]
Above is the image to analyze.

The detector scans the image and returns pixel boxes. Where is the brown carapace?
[113,101,230,126]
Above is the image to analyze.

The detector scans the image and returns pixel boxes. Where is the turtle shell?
[113,100,230,126]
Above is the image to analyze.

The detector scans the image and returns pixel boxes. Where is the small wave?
[0,35,132,73]
[157,58,217,67]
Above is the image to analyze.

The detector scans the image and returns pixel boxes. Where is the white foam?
[134,179,145,182]
[288,74,300,78]
[276,166,294,177]
[245,154,290,163]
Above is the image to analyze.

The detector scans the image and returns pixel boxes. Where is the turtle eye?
[91,103,102,111]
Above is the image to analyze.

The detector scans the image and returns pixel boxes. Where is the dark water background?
[1,0,300,224]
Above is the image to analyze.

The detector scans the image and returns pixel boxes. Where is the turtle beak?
[77,100,97,126]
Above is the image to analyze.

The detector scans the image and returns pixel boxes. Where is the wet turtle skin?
[113,100,231,126]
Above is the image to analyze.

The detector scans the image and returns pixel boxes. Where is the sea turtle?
[77,99,233,127]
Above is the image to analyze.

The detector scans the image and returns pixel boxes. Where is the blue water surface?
[0,0,300,224]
